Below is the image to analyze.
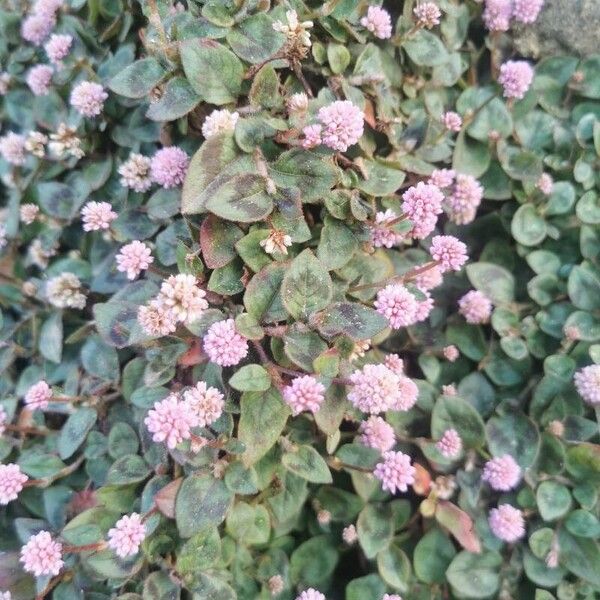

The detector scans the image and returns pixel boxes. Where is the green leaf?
[229,364,271,392]
[226,13,285,63]
[313,302,388,340]
[109,58,166,99]
[446,551,502,599]
[431,395,486,448]
[557,528,600,586]
[204,173,273,222]
[39,312,62,363]
[143,571,180,600]
[576,190,600,224]
[328,43,351,74]
[200,215,244,269]
[511,204,547,246]
[107,423,139,459]
[269,149,339,202]
[568,264,600,310]
[536,481,572,521]
[565,443,600,482]
[281,249,333,320]
[290,536,338,589]
[181,39,243,105]
[81,335,120,382]
[453,131,490,177]
[565,510,600,538]
[106,455,150,485]
[175,474,233,537]
[355,160,406,196]
[83,549,141,580]
[146,76,200,121]
[345,574,386,600]
[36,182,86,220]
[58,408,97,460]
[282,445,332,484]
[403,30,449,66]
[244,261,288,323]
[466,262,515,304]
[225,502,270,544]
[413,527,456,584]
[376,544,411,592]
[317,217,358,270]
[357,504,393,559]
[486,412,540,468]
[446,323,487,361]
[467,97,513,141]
[239,388,289,466]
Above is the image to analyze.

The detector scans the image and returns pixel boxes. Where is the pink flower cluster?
[348,363,417,414]
[45,34,73,66]
[283,375,325,415]
[374,450,416,494]
[442,111,462,132]
[0,463,29,505]
[414,2,442,28]
[483,0,544,31]
[371,209,404,248]
[116,241,153,280]
[21,0,63,46]
[429,235,468,272]
[144,393,196,449]
[446,174,484,225]
[428,168,455,189]
[150,147,189,188]
[436,428,462,458]
[359,416,396,452]
[26,65,53,96]
[182,381,225,426]
[0,405,7,435]
[482,454,521,491]
[0,132,27,166]
[574,365,600,406]
[458,290,493,324]
[401,182,444,239]
[312,100,364,152]
[203,319,248,367]
[537,173,554,195]
[498,60,534,100]
[107,513,146,557]
[81,201,117,232]
[375,284,418,329]
[360,6,393,39]
[24,380,52,410]
[296,590,325,600]
[488,504,525,542]
[70,81,108,117]
[20,531,64,577]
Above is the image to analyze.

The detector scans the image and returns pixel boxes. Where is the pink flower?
[374,450,416,494]
[20,204,40,225]
[360,6,393,39]
[302,124,322,149]
[32,0,63,17]
[482,0,513,32]
[498,60,534,100]
[26,65,53,96]
[513,0,544,23]
[116,241,153,280]
[0,132,27,166]
[482,454,521,491]
[342,524,358,545]
[537,173,553,195]
[395,376,419,411]
[414,265,443,291]
[44,34,72,66]
[183,381,225,426]
[436,429,462,458]
[429,235,468,272]
[401,182,444,239]
[21,14,55,46]
[442,111,462,132]
[203,319,249,367]
[359,416,396,452]
[0,405,7,435]
[70,81,108,117]
[150,147,189,188]
[383,595,403,600]
[283,375,325,415]
[446,174,483,225]
[295,590,325,600]
[414,291,434,323]
[107,513,146,557]
[574,365,600,406]
[137,300,177,337]
[20,531,63,577]
[442,384,457,396]
[118,153,152,192]
[24,380,52,410]
[202,109,239,138]
[158,274,208,325]
[384,353,404,375]
[145,394,197,449]
[0,464,28,504]
[374,284,419,329]
[488,504,525,542]
[458,290,493,324]
[443,345,459,362]
[414,2,441,28]
[348,363,403,414]
[317,100,364,152]
[81,201,117,232]
[371,209,403,248]
[428,168,455,189]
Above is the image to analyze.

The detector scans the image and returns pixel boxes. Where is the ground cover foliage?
[0,0,600,599]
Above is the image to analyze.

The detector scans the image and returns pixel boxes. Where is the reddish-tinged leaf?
[155,478,183,518]
[435,500,481,553]
[178,341,206,367]
[412,463,432,496]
